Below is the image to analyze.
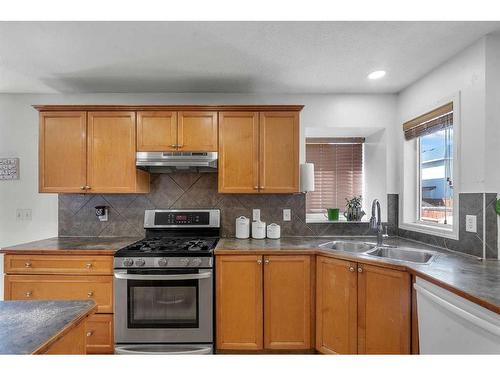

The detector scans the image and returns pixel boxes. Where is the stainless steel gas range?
[113,209,219,355]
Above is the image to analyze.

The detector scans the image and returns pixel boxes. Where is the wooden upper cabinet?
[259,112,299,193]
[216,255,263,351]
[316,256,357,354]
[218,112,260,193]
[357,263,411,354]
[264,255,313,350]
[39,111,87,193]
[87,112,149,193]
[136,111,177,151]
[178,111,218,151]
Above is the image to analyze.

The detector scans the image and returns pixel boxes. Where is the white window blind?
[306,138,363,213]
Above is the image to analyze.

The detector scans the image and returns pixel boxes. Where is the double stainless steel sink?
[319,240,437,265]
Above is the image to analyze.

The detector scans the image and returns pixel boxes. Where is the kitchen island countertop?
[0,300,97,354]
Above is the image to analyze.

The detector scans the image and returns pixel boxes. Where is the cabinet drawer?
[85,314,114,354]
[4,275,113,313]
[4,255,113,275]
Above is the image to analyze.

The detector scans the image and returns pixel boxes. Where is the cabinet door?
[85,313,114,354]
[264,255,312,350]
[316,256,357,354]
[218,112,259,193]
[259,111,299,193]
[39,111,87,193]
[137,111,177,151]
[178,111,218,151]
[216,255,263,350]
[357,264,411,354]
[87,111,148,193]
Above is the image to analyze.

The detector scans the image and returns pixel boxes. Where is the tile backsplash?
[58,172,379,238]
[58,173,498,258]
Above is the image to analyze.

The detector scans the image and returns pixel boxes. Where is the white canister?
[266,223,281,239]
[251,220,266,239]
[235,216,250,239]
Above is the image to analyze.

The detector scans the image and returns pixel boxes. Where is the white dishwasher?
[415,277,500,354]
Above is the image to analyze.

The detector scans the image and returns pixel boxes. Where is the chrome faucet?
[370,199,385,246]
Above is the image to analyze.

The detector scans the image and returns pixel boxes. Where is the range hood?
[136,152,218,173]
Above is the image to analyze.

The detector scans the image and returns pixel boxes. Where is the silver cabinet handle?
[85,263,93,269]
[358,267,363,273]
[349,266,355,272]
[86,331,93,337]
[25,262,32,268]
[257,259,262,264]
[25,291,32,297]
[85,185,91,190]
[87,291,94,297]
[264,259,270,264]
[114,270,212,281]
[80,186,86,190]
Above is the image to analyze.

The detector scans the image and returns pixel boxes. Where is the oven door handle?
[115,346,212,355]
[114,270,212,280]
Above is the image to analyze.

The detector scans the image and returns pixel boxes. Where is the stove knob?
[179,258,190,267]
[158,258,168,267]
[135,258,145,267]
[190,258,202,267]
[122,258,133,267]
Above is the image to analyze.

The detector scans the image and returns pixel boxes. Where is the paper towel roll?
[300,163,315,192]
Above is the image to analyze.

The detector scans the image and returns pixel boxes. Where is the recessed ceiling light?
[368,70,386,80]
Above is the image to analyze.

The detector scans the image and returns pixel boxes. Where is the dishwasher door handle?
[414,283,500,337]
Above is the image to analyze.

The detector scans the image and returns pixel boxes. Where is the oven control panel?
[154,212,210,225]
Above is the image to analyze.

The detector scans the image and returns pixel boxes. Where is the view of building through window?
[418,126,453,225]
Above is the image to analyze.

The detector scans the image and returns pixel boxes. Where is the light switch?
[252,209,260,222]
[283,209,291,221]
[465,215,477,233]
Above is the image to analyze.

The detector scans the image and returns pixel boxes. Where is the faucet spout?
[370,199,384,246]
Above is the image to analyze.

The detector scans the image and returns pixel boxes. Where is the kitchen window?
[401,99,459,239]
[305,138,364,220]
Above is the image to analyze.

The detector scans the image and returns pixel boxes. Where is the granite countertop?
[0,236,141,255]
[216,236,500,314]
[0,300,97,354]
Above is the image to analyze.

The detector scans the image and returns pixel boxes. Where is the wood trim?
[33,105,305,112]
[31,303,97,354]
[403,102,453,131]
[411,275,419,354]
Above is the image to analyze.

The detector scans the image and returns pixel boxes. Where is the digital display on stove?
[154,212,210,225]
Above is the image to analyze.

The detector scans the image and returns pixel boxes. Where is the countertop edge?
[31,302,97,354]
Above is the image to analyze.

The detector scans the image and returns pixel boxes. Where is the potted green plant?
[343,195,365,221]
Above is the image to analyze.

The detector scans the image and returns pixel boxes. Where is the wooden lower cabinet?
[264,255,313,350]
[216,254,314,352]
[357,263,411,354]
[316,257,357,354]
[216,255,263,350]
[85,314,114,354]
[315,256,411,354]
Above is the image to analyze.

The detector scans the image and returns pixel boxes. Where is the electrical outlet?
[465,215,477,233]
[16,209,23,221]
[252,209,260,222]
[283,209,291,221]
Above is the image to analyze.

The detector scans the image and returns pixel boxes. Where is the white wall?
[0,92,397,249]
[397,38,487,193]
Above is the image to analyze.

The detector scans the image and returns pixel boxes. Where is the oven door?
[114,268,213,344]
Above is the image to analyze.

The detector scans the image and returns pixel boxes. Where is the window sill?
[399,222,458,240]
[306,214,369,224]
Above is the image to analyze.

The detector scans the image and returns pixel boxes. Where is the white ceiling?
[0,21,499,94]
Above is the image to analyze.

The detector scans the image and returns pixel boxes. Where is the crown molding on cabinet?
[33,105,305,112]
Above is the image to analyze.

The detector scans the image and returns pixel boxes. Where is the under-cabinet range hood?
[136,152,218,173]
